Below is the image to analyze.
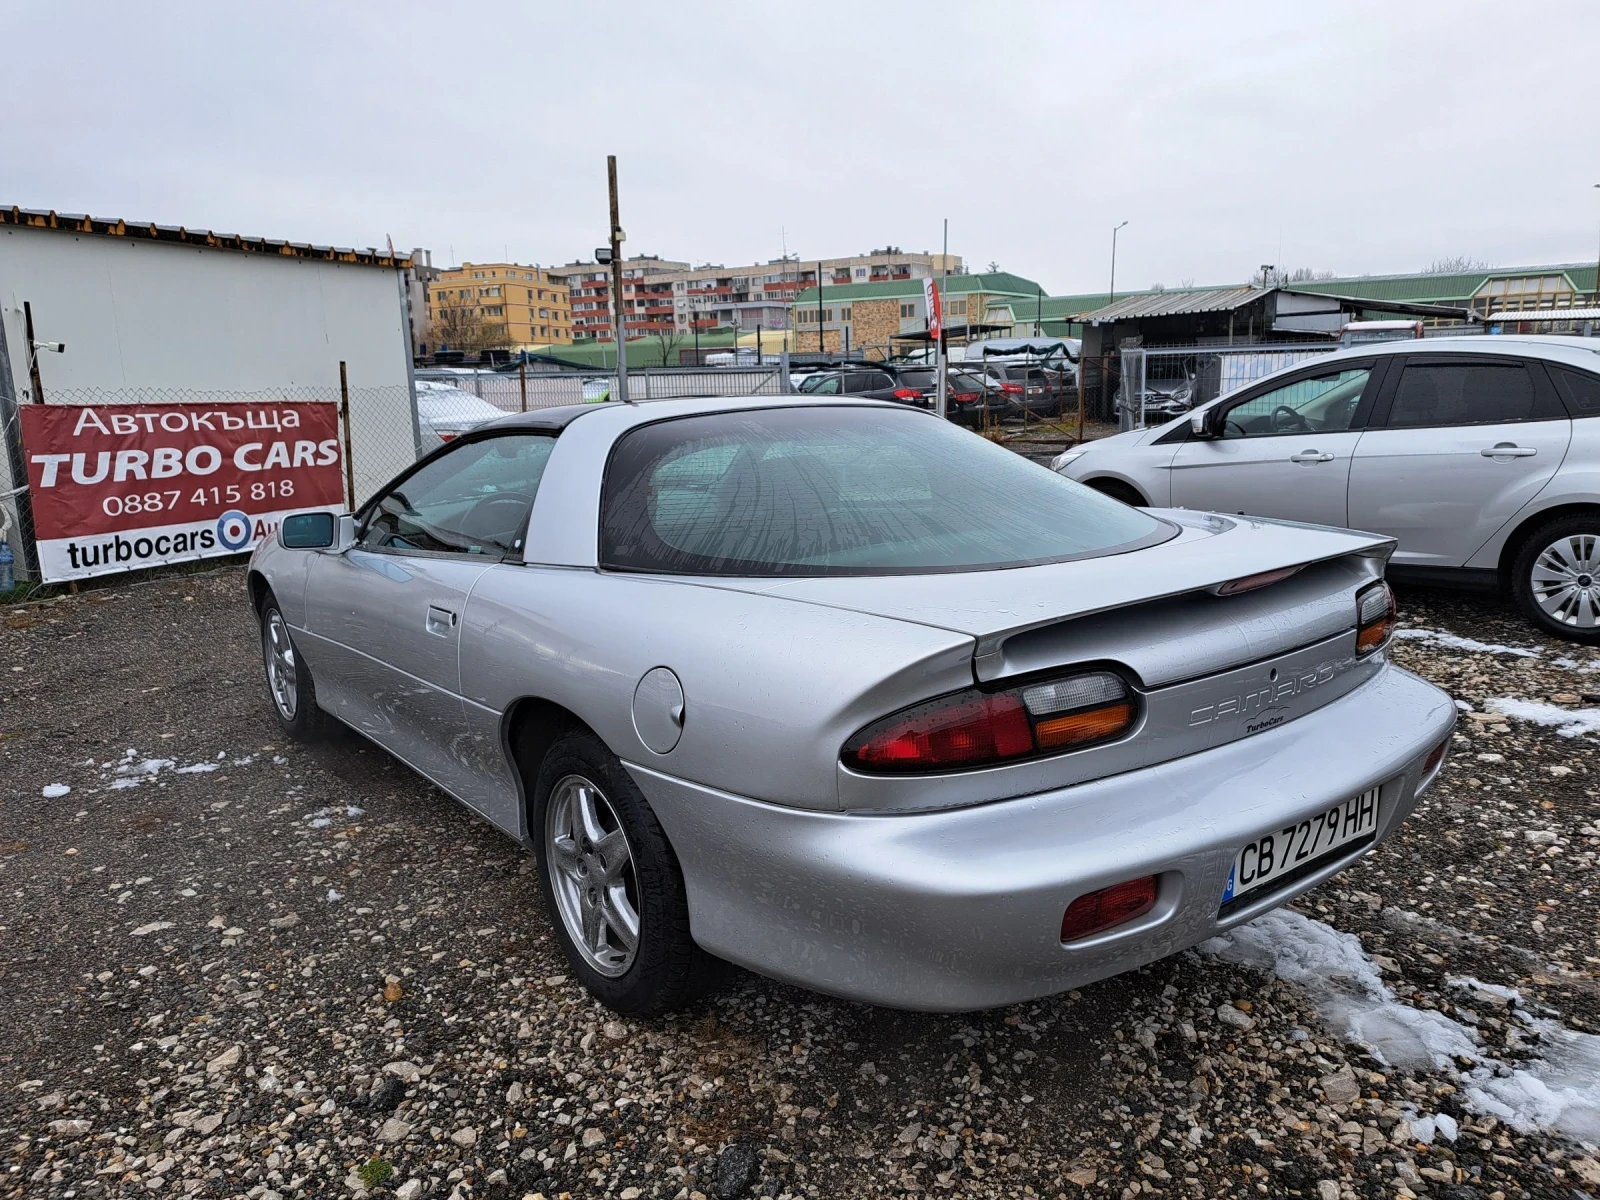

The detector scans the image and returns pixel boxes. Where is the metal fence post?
[0,300,39,579]
[519,359,527,413]
[338,361,356,511]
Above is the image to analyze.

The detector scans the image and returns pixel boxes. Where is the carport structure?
[1073,285,1476,357]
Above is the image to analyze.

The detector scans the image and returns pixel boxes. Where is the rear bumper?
[627,661,1454,1011]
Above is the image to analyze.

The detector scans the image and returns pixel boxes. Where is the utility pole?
[1109,220,1129,306]
[935,218,949,421]
[817,261,826,355]
[607,155,630,403]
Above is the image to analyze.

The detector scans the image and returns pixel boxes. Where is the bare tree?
[652,324,687,366]
[985,261,1001,273]
[429,305,510,353]
[1421,255,1489,274]
[1252,265,1337,288]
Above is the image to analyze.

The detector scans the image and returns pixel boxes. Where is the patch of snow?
[1487,697,1600,738]
[109,778,143,790]
[1405,1111,1458,1144]
[174,762,219,775]
[1453,699,1474,712]
[1394,628,1541,658]
[1200,910,1476,1070]
[1448,975,1523,1006]
[325,889,344,902]
[1552,655,1600,673]
[1202,909,1600,1140]
[308,817,331,829]
[41,783,71,799]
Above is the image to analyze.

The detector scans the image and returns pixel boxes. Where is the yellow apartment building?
[426,262,573,349]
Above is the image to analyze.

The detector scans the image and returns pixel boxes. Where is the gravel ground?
[2,569,1599,1200]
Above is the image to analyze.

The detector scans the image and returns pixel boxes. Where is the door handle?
[1480,443,1537,458]
[1289,450,1335,464]
[425,605,458,637]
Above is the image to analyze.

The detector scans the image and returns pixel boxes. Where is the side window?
[362,434,555,556]
[1386,362,1536,428]
[1549,366,1600,417]
[1219,367,1371,438]
[808,375,841,395]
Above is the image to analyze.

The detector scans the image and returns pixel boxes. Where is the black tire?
[259,596,330,740]
[532,730,724,1015]
[1087,479,1147,507]
[1511,514,1600,643]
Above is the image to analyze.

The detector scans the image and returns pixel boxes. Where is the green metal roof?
[563,327,742,368]
[794,271,1045,306]
[1266,263,1599,305]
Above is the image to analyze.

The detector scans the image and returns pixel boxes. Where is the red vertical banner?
[924,277,942,343]
[20,402,345,582]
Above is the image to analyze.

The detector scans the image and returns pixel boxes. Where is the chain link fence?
[0,376,420,595]
[416,364,791,412]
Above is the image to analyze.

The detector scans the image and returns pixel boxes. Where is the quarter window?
[1549,366,1600,417]
[1220,367,1371,438]
[1386,362,1536,428]
[362,435,556,557]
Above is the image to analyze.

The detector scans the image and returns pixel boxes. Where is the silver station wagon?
[1054,336,1600,640]
[250,396,1454,1014]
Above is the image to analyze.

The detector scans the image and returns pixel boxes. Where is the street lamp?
[1109,221,1129,306]
[1593,183,1599,306]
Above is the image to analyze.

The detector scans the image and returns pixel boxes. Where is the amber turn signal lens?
[1035,701,1135,749]
[1355,581,1396,656]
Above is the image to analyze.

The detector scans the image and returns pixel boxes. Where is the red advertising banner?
[20,402,345,582]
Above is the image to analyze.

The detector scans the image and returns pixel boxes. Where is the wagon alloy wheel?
[1531,535,1600,629]
[264,609,299,719]
[544,774,641,977]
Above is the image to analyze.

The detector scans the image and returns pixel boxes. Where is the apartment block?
[426,262,574,350]
[562,248,963,342]
[563,254,690,342]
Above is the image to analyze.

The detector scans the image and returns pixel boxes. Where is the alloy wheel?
[264,610,299,719]
[544,774,641,977]
[1530,534,1600,628]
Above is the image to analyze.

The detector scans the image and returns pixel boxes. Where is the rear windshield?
[599,406,1170,576]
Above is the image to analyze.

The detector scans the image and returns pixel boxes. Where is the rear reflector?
[1423,737,1448,775]
[1061,875,1159,941]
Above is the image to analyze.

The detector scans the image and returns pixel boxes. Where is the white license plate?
[1220,788,1379,906]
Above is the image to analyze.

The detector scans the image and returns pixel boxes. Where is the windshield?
[600,406,1170,576]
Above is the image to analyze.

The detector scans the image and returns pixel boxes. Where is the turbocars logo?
[216,510,253,551]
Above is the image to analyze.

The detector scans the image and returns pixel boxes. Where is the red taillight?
[1000,382,1024,395]
[1423,737,1448,775]
[892,388,920,400]
[843,671,1135,774]
[438,432,459,442]
[1061,876,1158,941]
[846,692,1033,770]
[1356,581,1396,656]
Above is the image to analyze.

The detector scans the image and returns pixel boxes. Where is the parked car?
[415,380,508,450]
[984,364,1062,415]
[250,394,1453,1014]
[946,369,1005,426]
[1052,336,1600,640]
[796,367,928,407]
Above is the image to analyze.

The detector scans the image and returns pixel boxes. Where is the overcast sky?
[9,1,1599,295]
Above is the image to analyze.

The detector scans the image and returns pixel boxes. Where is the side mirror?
[280,511,350,550]
[1190,408,1215,438]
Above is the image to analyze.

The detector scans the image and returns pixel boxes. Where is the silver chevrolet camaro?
[248,394,1455,1015]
